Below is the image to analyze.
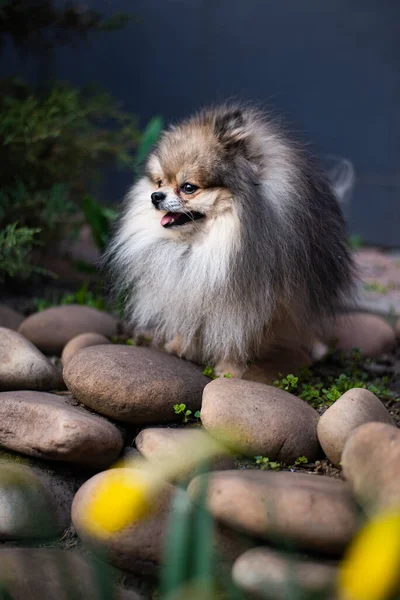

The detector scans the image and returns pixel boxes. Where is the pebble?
[317,388,395,465]
[0,304,24,330]
[188,470,358,555]
[18,304,118,355]
[0,327,63,391]
[72,469,175,573]
[0,391,123,468]
[61,332,111,366]
[324,312,396,357]
[135,427,234,479]
[201,379,321,463]
[232,547,337,599]
[64,345,208,425]
[0,548,142,599]
[342,422,400,514]
[0,463,74,538]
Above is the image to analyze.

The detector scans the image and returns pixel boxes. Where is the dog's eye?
[155,179,162,188]
[181,183,198,194]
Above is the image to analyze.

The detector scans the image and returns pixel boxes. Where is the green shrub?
[0,222,45,281]
[0,3,163,282]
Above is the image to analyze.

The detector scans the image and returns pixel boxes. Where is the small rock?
[201,379,320,463]
[135,427,234,479]
[0,304,24,330]
[0,463,75,538]
[72,469,176,573]
[0,391,123,468]
[118,447,142,463]
[342,422,400,514]
[18,305,118,355]
[0,327,63,391]
[232,547,337,599]
[188,470,358,555]
[317,389,395,466]
[64,346,208,425]
[0,548,142,599]
[324,312,396,357]
[61,332,111,366]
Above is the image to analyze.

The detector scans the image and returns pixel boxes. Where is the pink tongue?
[161,213,177,226]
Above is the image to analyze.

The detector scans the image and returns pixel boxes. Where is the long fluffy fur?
[106,105,354,371]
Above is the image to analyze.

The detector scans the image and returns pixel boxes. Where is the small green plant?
[202,366,233,379]
[280,374,299,392]
[294,456,309,466]
[254,456,282,471]
[33,281,107,311]
[173,403,200,424]
[202,366,217,379]
[273,348,397,409]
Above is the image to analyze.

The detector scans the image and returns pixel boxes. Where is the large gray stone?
[0,548,142,599]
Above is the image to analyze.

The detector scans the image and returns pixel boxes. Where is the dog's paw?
[214,362,246,379]
[164,335,183,357]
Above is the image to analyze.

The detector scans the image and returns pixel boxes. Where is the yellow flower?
[82,469,159,537]
[338,509,400,600]
[81,429,232,538]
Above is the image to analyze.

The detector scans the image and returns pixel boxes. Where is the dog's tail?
[324,154,356,207]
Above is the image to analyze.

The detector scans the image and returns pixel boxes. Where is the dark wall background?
[3,0,400,245]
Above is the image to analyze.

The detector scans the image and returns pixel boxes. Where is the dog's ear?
[213,108,251,151]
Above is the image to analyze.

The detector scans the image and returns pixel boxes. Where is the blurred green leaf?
[133,116,163,173]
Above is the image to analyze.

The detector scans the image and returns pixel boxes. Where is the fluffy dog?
[107,105,354,377]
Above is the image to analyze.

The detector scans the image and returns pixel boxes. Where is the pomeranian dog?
[108,105,354,378]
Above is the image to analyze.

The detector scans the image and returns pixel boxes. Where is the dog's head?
[143,106,264,232]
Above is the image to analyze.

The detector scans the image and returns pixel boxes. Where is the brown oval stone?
[61,333,111,366]
[0,391,123,468]
[72,469,176,573]
[19,305,118,355]
[0,327,63,391]
[0,304,24,331]
[188,470,358,555]
[135,427,234,479]
[317,388,395,466]
[64,346,208,425]
[201,379,321,463]
[342,422,400,514]
[324,312,396,357]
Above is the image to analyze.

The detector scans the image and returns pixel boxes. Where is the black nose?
[151,191,166,208]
